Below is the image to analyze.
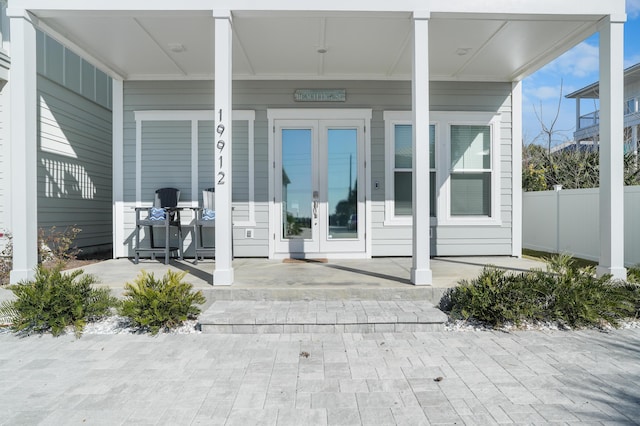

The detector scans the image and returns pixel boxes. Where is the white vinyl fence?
[523,186,640,267]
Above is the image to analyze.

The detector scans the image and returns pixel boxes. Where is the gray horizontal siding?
[37,76,112,250]
[123,80,514,258]
[141,120,192,201]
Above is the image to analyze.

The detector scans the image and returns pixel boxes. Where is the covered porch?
[8,0,627,287]
[73,255,546,305]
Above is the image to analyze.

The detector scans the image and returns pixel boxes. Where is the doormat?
[283,258,329,264]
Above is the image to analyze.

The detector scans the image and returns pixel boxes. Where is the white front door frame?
[267,108,372,259]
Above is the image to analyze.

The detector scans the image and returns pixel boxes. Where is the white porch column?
[8,10,38,283]
[575,97,581,136]
[597,15,626,279]
[112,79,125,258]
[213,10,233,285]
[512,81,523,257]
[410,12,432,285]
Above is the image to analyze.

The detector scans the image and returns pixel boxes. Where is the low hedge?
[443,255,640,328]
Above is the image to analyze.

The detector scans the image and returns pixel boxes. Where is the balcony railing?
[577,98,639,131]
[579,111,599,130]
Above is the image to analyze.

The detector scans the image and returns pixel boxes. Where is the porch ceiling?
[34,10,602,82]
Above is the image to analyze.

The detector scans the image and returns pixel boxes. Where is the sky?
[522,0,640,147]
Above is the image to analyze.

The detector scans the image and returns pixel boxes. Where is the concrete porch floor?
[70,256,546,305]
[0,256,548,334]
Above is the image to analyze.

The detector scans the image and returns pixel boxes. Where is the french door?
[274,119,365,256]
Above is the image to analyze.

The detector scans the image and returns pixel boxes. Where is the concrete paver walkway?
[1,328,639,425]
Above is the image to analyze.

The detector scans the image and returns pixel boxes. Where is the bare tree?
[532,79,571,153]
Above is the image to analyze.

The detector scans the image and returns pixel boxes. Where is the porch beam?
[597,15,626,279]
[8,10,38,283]
[213,10,234,285]
[410,11,432,285]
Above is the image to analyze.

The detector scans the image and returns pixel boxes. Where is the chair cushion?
[148,207,166,220]
[202,209,216,221]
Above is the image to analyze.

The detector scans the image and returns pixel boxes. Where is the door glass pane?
[282,129,312,239]
[327,129,357,239]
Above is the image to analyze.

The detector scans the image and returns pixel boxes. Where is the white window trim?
[383,111,437,227]
[438,111,502,226]
[133,109,256,227]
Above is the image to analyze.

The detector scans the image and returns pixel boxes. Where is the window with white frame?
[384,111,436,225]
[449,124,491,216]
[384,111,501,226]
[442,112,501,225]
[134,110,256,226]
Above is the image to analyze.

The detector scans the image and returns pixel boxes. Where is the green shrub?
[448,267,543,326]
[118,270,206,335]
[445,255,639,328]
[0,266,117,337]
[627,265,640,284]
[541,259,635,327]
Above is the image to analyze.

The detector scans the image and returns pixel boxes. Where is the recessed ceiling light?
[168,43,186,53]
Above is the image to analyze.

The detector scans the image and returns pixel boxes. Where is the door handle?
[312,191,319,220]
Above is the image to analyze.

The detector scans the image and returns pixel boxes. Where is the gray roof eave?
[566,62,640,99]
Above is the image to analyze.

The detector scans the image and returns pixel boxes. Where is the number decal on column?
[216,111,226,185]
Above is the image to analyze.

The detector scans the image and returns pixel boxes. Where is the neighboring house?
[0,3,113,256]
[6,0,628,285]
[567,62,640,154]
[549,140,598,154]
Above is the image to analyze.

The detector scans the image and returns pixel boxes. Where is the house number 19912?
[216,110,226,185]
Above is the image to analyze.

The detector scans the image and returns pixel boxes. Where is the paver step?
[199,286,449,305]
[198,300,448,334]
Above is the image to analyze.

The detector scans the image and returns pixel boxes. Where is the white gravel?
[0,316,201,336]
[81,316,201,335]
[445,318,640,332]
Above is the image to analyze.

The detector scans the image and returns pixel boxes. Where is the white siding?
[123,80,514,258]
